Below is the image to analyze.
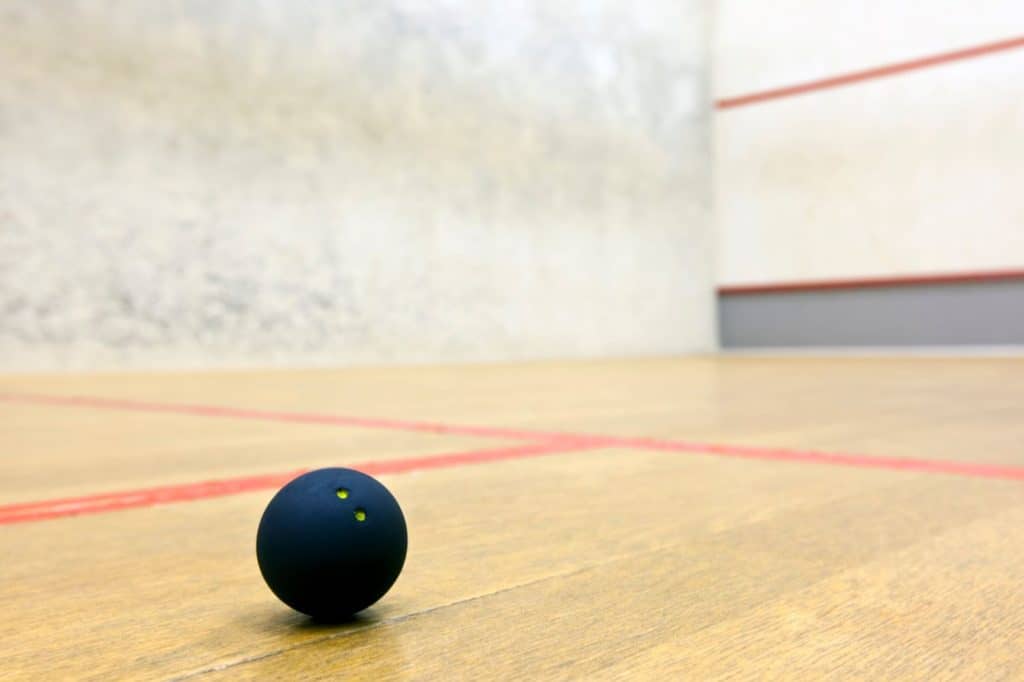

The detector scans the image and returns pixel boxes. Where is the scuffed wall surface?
[714,0,1024,287]
[0,2,714,369]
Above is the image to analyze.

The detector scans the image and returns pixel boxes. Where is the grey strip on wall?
[718,279,1024,348]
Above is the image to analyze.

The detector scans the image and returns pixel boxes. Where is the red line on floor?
[0,392,555,442]
[0,441,600,525]
[3,388,1024,514]
[6,392,1024,483]
[607,437,1024,482]
[0,469,307,525]
[716,35,1024,109]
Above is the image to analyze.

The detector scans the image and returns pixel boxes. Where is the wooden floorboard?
[196,474,1024,680]
[0,402,496,504]
[2,357,1023,679]
[5,356,1023,462]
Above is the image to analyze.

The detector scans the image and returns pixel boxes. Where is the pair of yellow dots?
[336,488,367,522]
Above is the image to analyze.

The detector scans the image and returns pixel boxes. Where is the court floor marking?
[3,391,1024,526]
[0,392,555,441]
[0,441,600,525]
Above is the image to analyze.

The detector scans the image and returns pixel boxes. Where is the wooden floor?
[2,356,1024,679]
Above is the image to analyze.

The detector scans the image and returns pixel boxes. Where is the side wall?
[0,2,715,370]
[714,1,1024,346]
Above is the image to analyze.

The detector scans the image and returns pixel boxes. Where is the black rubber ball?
[256,468,407,621]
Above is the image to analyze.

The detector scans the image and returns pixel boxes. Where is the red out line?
[0,441,601,525]
[718,268,1024,295]
[716,35,1024,109]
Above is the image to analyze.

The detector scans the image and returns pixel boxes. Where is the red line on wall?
[716,35,1024,109]
[718,268,1024,296]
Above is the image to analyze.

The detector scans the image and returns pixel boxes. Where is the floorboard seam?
[167,541,687,680]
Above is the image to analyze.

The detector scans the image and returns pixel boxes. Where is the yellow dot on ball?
[354,509,367,522]
[336,488,349,500]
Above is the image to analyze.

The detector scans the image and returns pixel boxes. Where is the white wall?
[715,1,1024,286]
[0,1,715,370]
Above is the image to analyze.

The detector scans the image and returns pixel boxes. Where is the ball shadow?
[250,605,383,635]
[301,610,380,630]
